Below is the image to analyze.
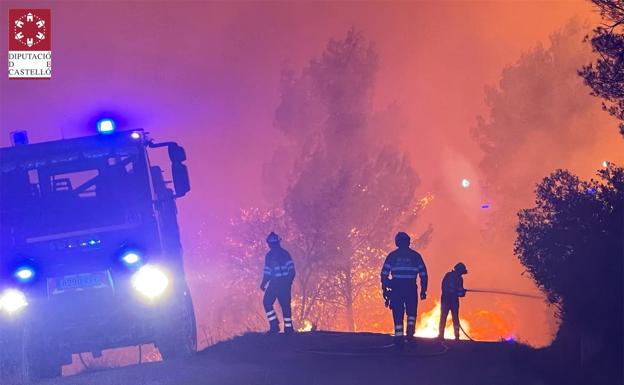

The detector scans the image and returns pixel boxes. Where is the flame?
[462,309,514,341]
[417,192,434,209]
[299,319,313,332]
[415,300,471,339]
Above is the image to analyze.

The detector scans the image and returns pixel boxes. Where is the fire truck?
[0,121,196,381]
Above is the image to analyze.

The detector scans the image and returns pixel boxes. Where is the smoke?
[166,16,624,348]
[223,30,431,332]
[473,20,612,221]
[466,19,624,345]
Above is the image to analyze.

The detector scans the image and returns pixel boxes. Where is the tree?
[515,165,623,382]
[284,149,428,331]
[273,29,429,331]
[472,21,610,240]
[579,0,624,137]
[223,30,430,334]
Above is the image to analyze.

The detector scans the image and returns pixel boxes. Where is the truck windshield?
[0,146,151,245]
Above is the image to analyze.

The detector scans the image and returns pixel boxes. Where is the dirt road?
[38,332,546,385]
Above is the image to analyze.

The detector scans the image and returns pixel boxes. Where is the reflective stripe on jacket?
[380,247,428,291]
[263,247,296,280]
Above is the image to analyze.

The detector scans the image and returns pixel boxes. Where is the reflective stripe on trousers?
[266,309,277,322]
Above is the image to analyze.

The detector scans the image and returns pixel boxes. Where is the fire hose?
[303,287,542,356]
[465,288,542,299]
[459,322,475,341]
[454,288,542,342]
[300,331,449,357]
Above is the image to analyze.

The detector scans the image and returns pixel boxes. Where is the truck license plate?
[51,271,110,294]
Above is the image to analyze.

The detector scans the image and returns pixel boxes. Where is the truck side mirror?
[171,162,190,198]
[149,141,191,198]
[168,144,190,197]
[168,144,187,163]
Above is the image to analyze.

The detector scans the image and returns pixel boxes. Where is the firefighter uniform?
[438,263,467,340]
[380,232,428,342]
[261,233,296,333]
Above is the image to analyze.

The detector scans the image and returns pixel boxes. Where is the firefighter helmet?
[454,262,468,274]
[395,232,411,248]
[266,232,281,244]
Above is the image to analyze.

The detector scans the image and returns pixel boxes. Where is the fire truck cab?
[0,124,196,381]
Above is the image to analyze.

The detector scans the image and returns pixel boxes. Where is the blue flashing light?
[97,118,116,135]
[14,267,35,283]
[481,203,490,209]
[10,130,29,146]
[122,251,141,267]
[586,188,596,195]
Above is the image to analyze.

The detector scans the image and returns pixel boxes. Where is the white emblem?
[13,11,47,48]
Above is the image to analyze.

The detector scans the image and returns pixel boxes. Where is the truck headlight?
[0,289,28,314]
[131,265,169,300]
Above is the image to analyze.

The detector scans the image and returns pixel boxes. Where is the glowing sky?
[1,1,623,347]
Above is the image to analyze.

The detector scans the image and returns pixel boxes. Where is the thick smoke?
[467,20,624,345]
[224,30,429,333]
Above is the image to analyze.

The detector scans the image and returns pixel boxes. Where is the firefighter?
[380,232,428,345]
[260,232,296,334]
[437,262,468,341]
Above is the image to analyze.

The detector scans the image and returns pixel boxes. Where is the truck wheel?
[19,325,62,382]
[157,287,197,360]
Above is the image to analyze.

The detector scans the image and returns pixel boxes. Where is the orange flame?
[299,319,313,332]
[415,300,471,339]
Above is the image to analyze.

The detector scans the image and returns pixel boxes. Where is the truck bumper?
[8,283,183,356]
